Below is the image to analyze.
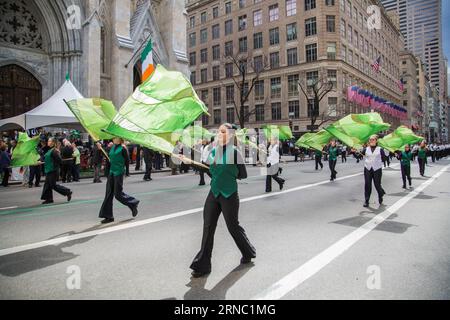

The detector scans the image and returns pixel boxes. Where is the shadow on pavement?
[331,215,416,234]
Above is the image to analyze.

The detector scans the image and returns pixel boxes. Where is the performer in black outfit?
[142,147,153,181]
[190,124,256,278]
[99,138,139,224]
[60,139,74,183]
[396,144,413,189]
[41,138,72,204]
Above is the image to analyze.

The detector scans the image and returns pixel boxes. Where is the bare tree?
[298,70,335,132]
[221,51,269,128]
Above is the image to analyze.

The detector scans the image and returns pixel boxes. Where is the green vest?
[209,146,239,198]
[401,151,412,167]
[109,145,125,176]
[44,148,55,174]
[328,146,338,161]
[315,150,322,157]
[418,148,426,159]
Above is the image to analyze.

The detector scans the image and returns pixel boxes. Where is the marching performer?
[416,141,428,177]
[396,144,413,189]
[41,138,72,204]
[315,149,323,170]
[199,139,212,186]
[99,137,140,224]
[265,137,285,192]
[328,140,338,181]
[190,123,256,278]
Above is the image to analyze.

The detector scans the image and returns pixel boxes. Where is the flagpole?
[124,33,153,68]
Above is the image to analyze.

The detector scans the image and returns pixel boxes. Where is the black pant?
[418,158,426,176]
[315,156,323,170]
[341,153,347,163]
[71,164,80,181]
[29,165,41,186]
[143,153,152,180]
[99,174,139,219]
[190,191,256,273]
[154,153,162,170]
[2,168,10,186]
[41,171,71,201]
[265,174,284,192]
[61,160,73,182]
[199,162,211,185]
[401,164,411,187]
[383,157,390,167]
[329,159,337,180]
[93,163,102,182]
[364,168,385,203]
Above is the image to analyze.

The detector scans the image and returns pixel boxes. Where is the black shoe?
[67,192,72,202]
[35,184,40,188]
[42,200,54,205]
[363,202,369,208]
[28,184,33,188]
[132,201,139,217]
[191,270,210,278]
[402,185,407,189]
[199,182,206,186]
[101,218,114,224]
[241,257,253,264]
[379,197,383,205]
[279,181,285,190]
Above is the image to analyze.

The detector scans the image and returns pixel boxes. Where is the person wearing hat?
[190,123,256,278]
[41,138,73,204]
[99,137,139,224]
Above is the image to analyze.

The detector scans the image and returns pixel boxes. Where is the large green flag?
[295,132,315,148]
[378,126,424,153]
[106,64,208,144]
[65,98,117,141]
[325,113,390,148]
[263,125,293,141]
[302,130,333,151]
[11,132,40,167]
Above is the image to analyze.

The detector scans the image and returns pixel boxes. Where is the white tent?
[0,79,83,131]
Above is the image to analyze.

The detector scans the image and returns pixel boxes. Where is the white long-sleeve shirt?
[267,144,280,165]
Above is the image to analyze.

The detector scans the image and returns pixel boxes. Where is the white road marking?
[0,167,376,257]
[0,206,18,211]
[252,164,450,300]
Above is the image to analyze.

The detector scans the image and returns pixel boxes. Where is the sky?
[443,0,450,93]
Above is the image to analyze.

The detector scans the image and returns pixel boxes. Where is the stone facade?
[0,0,188,120]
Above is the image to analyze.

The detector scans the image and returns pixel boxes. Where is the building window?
[213,87,221,106]
[271,102,282,120]
[202,114,209,126]
[328,97,337,116]
[256,104,265,122]
[327,69,337,88]
[326,15,335,32]
[189,16,195,28]
[225,20,233,35]
[348,49,353,65]
[327,42,336,60]
[189,52,196,66]
[190,71,196,85]
[225,63,233,78]
[286,23,297,41]
[340,19,346,38]
[347,25,352,43]
[307,99,318,117]
[305,17,317,37]
[240,82,249,97]
[212,24,220,40]
[255,80,264,100]
[201,12,207,24]
[289,101,300,119]
[269,4,279,22]
[286,0,297,16]
[305,0,316,11]
[288,74,299,97]
[239,0,246,9]
[253,32,263,49]
[227,108,235,123]
[213,66,220,81]
[201,68,207,83]
[213,7,219,19]
[212,45,220,60]
[225,2,232,14]
[271,77,281,98]
[200,49,207,63]
[213,109,221,124]
[269,27,279,45]
[225,41,233,56]
[326,0,335,6]
[254,55,264,73]
[189,33,196,47]
[305,43,317,62]
[201,90,208,102]
[200,29,207,43]
[253,10,262,26]
[306,71,318,87]
[270,52,280,69]
[287,48,298,66]
[238,15,247,31]
[239,37,247,52]
[341,44,347,61]
[226,85,234,104]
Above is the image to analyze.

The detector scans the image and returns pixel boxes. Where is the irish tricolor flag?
[141,39,155,82]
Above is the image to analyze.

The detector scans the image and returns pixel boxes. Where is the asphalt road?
[0,156,449,300]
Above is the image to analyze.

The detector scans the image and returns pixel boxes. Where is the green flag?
[295,132,315,149]
[263,125,293,141]
[325,113,390,148]
[302,130,333,151]
[178,125,213,148]
[378,126,424,153]
[65,98,117,141]
[11,132,40,168]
